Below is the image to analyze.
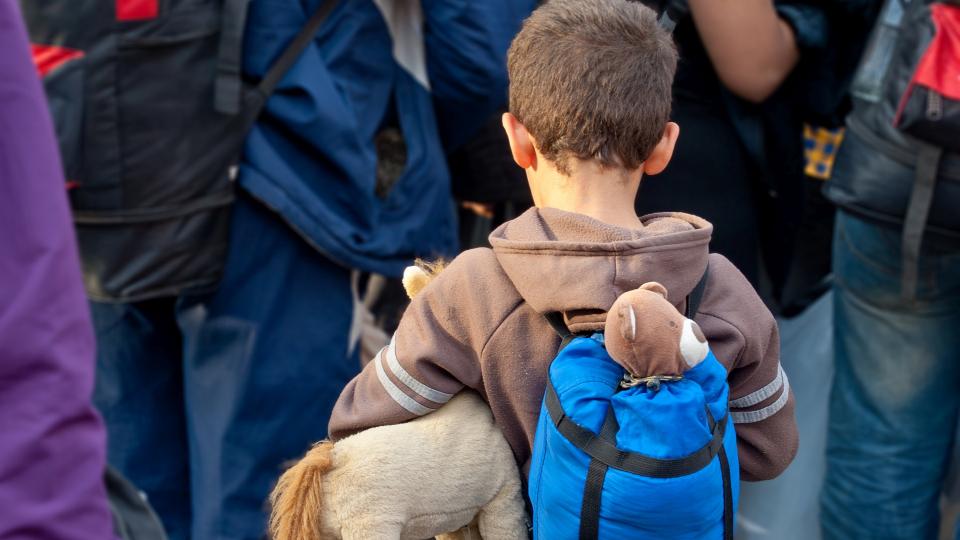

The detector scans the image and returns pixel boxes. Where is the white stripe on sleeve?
[374,349,434,416]
[385,339,454,405]
[730,374,791,424]
[729,365,786,409]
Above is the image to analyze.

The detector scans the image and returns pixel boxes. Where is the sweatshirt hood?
[489,207,712,330]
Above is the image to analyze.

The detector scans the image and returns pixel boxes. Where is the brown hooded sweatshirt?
[329,207,798,481]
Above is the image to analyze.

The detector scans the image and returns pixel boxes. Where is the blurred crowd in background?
[2,0,959,539]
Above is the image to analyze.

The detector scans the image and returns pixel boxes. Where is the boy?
[329,0,798,481]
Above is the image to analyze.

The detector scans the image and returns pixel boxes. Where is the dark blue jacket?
[240,0,535,276]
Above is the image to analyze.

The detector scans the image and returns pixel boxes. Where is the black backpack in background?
[21,0,336,302]
[824,0,960,298]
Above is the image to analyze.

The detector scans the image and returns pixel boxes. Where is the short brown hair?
[507,0,677,175]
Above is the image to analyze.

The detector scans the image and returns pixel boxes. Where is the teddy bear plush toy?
[604,281,711,384]
[268,264,528,540]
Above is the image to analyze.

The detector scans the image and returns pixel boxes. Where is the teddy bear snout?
[679,319,709,368]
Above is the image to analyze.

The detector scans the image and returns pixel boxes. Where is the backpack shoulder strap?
[235,0,340,123]
[215,0,252,115]
[685,261,710,319]
[901,143,942,299]
[544,311,584,351]
[543,312,571,339]
[253,0,339,101]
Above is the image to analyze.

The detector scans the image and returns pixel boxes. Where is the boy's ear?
[642,122,680,176]
[501,112,537,169]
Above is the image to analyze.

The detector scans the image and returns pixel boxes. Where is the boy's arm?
[698,256,799,481]
[328,249,504,440]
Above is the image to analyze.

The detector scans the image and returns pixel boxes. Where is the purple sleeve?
[0,3,114,538]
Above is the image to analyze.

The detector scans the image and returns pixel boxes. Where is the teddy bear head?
[603,282,709,381]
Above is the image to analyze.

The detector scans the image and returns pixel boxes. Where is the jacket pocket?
[113,2,235,210]
[42,54,86,186]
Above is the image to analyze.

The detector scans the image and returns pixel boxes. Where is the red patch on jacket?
[29,44,84,78]
[116,0,158,21]
[914,4,960,101]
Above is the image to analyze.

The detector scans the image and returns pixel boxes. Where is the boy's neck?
[530,159,645,230]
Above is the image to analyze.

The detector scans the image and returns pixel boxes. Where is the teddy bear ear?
[401,266,431,299]
[639,282,668,299]
[618,304,638,342]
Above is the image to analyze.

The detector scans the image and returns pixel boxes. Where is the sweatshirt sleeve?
[328,249,507,440]
[697,255,799,482]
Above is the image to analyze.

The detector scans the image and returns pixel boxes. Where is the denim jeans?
[821,211,960,539]
[92,193,360,540]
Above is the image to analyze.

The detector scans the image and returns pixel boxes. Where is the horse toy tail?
[270,441,335,540]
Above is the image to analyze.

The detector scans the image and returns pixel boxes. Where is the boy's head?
[504,0,678,181]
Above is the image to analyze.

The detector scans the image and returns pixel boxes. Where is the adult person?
[821,0,960,536]
[120,2,529,539]
[0,2,113,537]
[637,0,873,303]
[635,0,803,292]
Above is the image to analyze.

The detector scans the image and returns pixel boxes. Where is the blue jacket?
[240,0,535,276]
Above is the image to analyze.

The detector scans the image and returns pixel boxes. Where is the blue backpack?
[527,274,738,539]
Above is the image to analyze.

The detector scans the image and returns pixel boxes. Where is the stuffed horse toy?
[268,263,528,540]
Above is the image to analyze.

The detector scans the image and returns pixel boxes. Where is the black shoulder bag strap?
[241,0,340,126]
[217,0,340,116]
[215,0,253,115]
[205,0,340,181]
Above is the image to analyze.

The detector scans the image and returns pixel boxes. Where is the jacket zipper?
[927,91,943,121]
